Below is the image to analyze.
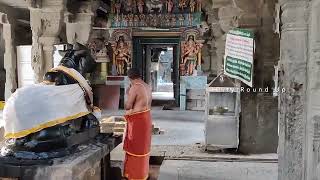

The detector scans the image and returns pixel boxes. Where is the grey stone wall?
[202,0,279,154]
[278,0,320,179]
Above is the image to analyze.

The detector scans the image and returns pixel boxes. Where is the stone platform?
[180,76,207,111]
[158,160,278,180]
[0,134,122,180]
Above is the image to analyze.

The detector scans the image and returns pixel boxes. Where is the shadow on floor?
[110,156,164,180]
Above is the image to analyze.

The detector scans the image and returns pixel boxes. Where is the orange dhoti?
[124,110,152,180]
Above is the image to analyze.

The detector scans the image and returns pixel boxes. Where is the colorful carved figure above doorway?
[167,0,174,13]
[181,30,203,76]
[112,36,131,76]
[179,0,188,11]
[137,0,145,14]
[109,30,132,76]
[189,0,196,12]
[145,0,163,13]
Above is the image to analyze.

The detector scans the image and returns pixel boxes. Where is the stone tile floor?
[108,109,278,180]
[158,160,277,180]
[0,109,278,179]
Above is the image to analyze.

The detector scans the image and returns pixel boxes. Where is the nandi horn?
[58,44,73,57]
[73,42,87,51]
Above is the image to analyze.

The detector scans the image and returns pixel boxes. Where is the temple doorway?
[147,46,174,101]
[132,36,181,108]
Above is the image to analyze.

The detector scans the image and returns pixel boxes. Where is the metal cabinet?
[205,74,240,150]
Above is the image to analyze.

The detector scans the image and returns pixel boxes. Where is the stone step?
[101,117,114,123]
[114,128,125,133]
[115,122,126,128]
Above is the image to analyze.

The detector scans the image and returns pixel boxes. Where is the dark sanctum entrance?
[132,36,181,107]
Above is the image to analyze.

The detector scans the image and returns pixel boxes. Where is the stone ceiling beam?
[0,3,30,21]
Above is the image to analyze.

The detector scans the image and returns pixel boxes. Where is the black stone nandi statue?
[1,43,100,159]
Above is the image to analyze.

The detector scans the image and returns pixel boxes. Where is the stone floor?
[105,109,205,145]
[0,109,278,179]
[158,160,278,180]
[108,109,278,180]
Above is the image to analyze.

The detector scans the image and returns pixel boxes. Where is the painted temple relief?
[146,0,163,13]
[167,0,174,13]
[108,0,202,28]
[109,30,132,76]
[181,30,203,76]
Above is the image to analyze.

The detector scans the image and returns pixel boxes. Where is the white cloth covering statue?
[1,43,100,159]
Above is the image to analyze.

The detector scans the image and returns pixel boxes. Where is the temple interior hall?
[0,0,320,180]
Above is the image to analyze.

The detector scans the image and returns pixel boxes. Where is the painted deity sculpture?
[128,14,134,27]
[196,0,202,11]
[111,1,116,13]
[137,0,144,13]
[190,0,196,12]
[179,0,187,11]
[123,15,129,27]
[181,35,203,76]
[139,14,146,26]
[115,2,121,14]
[171,15,177,27]
[114,15,121,27]
[165,14,171,27]
[134,15,140,26]
[126,0,134,13]
[167,0,174,13]
[112,36,131,76]
[178,14,185,26]
[146,0,163,13]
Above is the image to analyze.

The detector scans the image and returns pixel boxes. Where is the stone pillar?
[306,0,320,179]
[241,1,279,154]
[29,0,66,83]
[0,13,17,100]
[217,5,241,70]
[65,1,98,45]
[278,1,309,180]
[0,25,5,100]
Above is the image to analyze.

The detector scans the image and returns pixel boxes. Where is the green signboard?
[224,28,254,87]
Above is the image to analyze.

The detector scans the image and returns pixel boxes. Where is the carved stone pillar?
[278,1,309,180]
[29,0,66,83]
[0,27,4,100]
[306,0,320,179]
[65,1,98,45]
[216,5,241,71]
[0,13,17,100]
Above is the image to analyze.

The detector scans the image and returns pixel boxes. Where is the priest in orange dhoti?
[123,68,152,180]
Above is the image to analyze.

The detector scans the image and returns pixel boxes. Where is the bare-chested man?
[123,68,152,180]
[125,69,152,114]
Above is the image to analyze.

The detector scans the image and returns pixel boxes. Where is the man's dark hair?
[127,68,141,79]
